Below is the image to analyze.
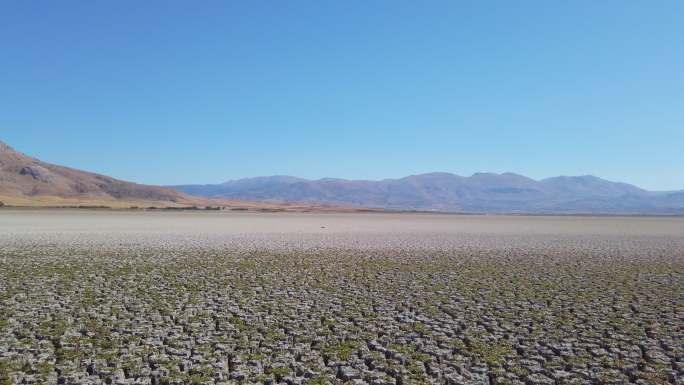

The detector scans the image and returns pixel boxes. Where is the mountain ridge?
[171,173,684,214]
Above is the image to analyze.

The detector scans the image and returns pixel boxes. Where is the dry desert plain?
[0,210,682,385]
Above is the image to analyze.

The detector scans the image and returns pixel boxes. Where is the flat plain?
[0,210,682,385]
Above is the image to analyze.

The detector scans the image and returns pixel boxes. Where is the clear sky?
[1,1,682,190]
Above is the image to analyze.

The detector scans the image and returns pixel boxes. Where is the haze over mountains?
[172,173,684,214]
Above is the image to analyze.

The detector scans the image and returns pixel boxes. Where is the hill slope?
[0,140,194,207]
[172,173,684,214]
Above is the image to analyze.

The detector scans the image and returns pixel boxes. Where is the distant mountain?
[0,140,193,207]
[171,173,684,214]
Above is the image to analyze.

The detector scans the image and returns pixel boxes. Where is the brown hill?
[0,140,197,207]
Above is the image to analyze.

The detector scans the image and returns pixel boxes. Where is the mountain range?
[2,139,682,213]
[172,173,684,214]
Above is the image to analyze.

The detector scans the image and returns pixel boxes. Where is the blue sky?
[1,1,682,190]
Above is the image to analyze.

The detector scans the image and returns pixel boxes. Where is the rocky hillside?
[0,140,190,206]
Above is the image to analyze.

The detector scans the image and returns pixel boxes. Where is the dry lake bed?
[0,210,682,385]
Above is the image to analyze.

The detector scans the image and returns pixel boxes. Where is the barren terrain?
[0,211,681,385]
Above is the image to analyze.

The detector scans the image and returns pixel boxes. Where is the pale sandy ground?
[1,209,683,235]
[0,209,682,253]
